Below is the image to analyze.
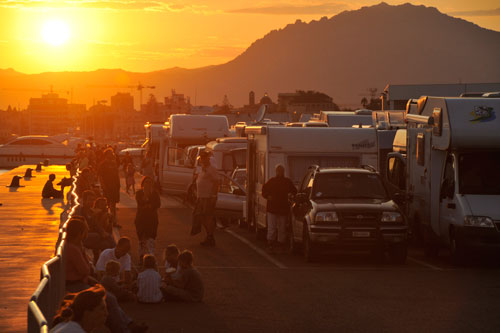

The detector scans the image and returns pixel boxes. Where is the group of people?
[47,144,204,333]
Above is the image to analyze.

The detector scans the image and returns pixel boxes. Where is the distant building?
[277,90,339,120]
[383,83,500,110]
[27,92,85,135]
[191,106,214,115]
[111,92,134,112]
[164,89,191,116]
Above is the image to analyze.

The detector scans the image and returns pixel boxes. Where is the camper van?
[158,114,230,194]
[244,126,380,233]
[386,97,500,262]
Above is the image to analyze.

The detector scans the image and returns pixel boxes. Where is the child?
[100,260,135,302]
[162,250,204,302]
[137,255,163,303]
[163,244,180,277]
[126,163,136,194]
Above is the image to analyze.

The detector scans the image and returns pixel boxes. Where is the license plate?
[352,231,370,237]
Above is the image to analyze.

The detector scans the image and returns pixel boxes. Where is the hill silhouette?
[1,2,500,109]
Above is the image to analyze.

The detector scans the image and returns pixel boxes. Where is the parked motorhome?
[386,97,500,262]
[156,114,230,194]
[244,126,379,233]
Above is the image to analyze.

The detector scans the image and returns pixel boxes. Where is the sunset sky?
[1,0,499,74]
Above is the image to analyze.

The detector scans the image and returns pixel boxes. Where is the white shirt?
[95,248,131,273]
[50,321,86,333]
[137,268,163,303]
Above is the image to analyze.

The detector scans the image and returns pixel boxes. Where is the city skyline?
[1,0,499,74]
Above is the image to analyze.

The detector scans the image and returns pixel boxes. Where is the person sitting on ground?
[95,237,132,286]
[137,254,163,303]
[75,192,115,264]
[162,250,204,302]
[51,284,108,333]
[163,244,180,277]
[64,217,95,293]
[101,260,135,302]
[42,174,64,199]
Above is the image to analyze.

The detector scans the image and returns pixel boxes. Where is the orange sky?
[0,1,499,74]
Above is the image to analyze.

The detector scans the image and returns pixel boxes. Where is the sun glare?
[42,20,70,46]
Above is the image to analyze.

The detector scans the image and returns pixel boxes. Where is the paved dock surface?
[115,188,500,332]
[0,165,70,333]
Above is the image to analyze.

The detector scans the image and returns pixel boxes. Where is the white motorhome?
[244,126,379,232]
[159,114,230,194]
[386,97,500,261]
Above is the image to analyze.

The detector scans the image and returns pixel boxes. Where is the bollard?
[24,168,34,178]
[7,175,23,188]
[36,163,42,172]
[43,159,50,167]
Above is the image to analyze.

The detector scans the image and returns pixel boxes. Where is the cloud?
[228,2,349,15]
[0,1,213,13]
[449,8,500,17]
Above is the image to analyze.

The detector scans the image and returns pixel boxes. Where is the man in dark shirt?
[262,164,297,253]
[42,174,63,199]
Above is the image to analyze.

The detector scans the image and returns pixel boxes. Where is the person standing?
[134,176,161,263]
[262,164,297,253]
[98,148,120,222]
[195,152,219,247]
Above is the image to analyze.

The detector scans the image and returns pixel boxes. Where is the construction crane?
[134,83,156,109]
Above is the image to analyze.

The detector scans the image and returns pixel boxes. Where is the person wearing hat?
[195,151,220,247]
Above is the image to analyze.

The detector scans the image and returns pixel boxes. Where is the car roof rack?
[360,165,377,172]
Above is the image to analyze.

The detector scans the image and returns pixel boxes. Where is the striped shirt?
[137,268,163,303]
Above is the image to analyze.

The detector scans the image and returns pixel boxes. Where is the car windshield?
[312,172,387,199]
[459,152,500,195]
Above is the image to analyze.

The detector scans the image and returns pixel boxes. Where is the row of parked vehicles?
[143,94,500,264]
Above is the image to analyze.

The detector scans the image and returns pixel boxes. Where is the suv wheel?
[303,227,316,262]
[388,243,408,264]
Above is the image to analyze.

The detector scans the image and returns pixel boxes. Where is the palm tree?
[361,97,368,107]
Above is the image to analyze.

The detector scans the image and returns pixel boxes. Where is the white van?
[386,96,500,262]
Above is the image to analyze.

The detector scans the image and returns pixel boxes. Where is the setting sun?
[41,20,70,46]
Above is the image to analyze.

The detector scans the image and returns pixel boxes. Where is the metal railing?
[27,173,81,333]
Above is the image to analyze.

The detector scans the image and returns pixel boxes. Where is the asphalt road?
[116,195,500,333]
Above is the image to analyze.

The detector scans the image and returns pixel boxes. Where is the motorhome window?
[416,133,425,165]
[168,147,186,167]
[222,154,234,172]
[458,152,500,195]
[432,108,442,136]
[312,173,388,199]
[231,149,247,168]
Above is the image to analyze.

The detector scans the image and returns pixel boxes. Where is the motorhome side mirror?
[295,193,308,203]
